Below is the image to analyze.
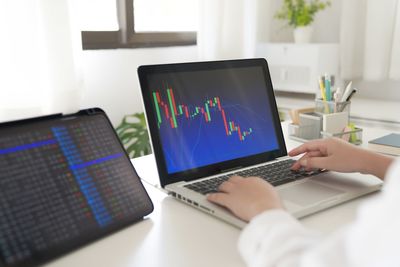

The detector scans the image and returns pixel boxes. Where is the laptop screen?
[139,59,286,186]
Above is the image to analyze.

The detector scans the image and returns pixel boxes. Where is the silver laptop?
[138,58,382,228]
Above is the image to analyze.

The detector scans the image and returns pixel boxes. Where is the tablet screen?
[0,111,153,267]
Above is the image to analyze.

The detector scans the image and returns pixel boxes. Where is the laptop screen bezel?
[138,58,287,188]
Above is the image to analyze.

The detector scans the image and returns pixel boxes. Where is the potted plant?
[275,0,331,43]
[116,112,152,158]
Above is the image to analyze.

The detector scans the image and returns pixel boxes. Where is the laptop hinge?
[219,166,244,174]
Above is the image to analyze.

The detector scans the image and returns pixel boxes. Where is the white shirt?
[238,159,400,267]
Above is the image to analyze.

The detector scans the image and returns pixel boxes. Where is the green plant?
[275,0,331,28]
[116,112,152,158]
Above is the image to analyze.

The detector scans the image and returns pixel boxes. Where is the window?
[134,0,198,32]
[80,0,197,50]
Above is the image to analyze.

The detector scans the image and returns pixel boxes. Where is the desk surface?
[45,121,392,267]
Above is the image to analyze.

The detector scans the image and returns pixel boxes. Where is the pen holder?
[315,99,350,114]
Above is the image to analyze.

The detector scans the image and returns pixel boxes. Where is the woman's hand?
[207,138,394,222]
[289,138,365,172]
[207,176,283,222]
[289,138,393,179]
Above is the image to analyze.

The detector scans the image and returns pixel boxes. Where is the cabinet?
[256,43,340,94]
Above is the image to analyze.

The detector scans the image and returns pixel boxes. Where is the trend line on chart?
[152,87,253,141]
[0,139,56,155]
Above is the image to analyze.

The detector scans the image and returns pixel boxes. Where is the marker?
[324,73,331,101]
[318,78,326,100]
[330,75,335,87]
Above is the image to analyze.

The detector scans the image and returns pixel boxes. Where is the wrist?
[359,149,394,179]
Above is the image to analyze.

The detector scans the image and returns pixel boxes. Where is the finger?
[249,176,274,187]
[291,153,309,170]
[206,192,231,208]
[298,152,325,171]
[291,151,323,170]
[300,156,331,170]
[291,159,303,170]
[218,181,235,193]
[288,139,326,157]
[228,175,243,183]
[306,150,324,157]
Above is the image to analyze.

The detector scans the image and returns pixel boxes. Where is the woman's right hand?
[289,138,393,179]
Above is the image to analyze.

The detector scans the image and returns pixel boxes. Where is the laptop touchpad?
[278,181,345,207]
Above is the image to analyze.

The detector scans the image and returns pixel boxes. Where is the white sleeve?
[238,159,400,267]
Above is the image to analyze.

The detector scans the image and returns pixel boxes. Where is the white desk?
[45,122,393,267]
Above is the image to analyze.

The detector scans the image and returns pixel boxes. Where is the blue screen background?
[147,66,280,174]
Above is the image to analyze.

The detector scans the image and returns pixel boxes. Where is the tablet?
[0,108,153,267]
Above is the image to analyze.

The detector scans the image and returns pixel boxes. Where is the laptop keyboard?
[184,159,321,195]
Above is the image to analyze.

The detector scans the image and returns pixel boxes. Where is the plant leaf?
[115,112,152,158]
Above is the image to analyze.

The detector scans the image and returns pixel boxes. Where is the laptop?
[138,58,382,228]
[0,108,153,267]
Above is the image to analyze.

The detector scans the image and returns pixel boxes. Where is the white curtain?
[197,0,274,60]
[0,0,82,122]
[340,0,400,81]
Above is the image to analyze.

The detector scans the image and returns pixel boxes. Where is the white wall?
[80,46,197,126]
[81,0,397,128]
[79,0,399,128]
[3,0,393,126]
[269,0,400,100]
[79,0,344,128]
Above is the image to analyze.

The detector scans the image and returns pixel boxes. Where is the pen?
[338,89,357,112]
[346,88,357,101]
[341,81,353,102]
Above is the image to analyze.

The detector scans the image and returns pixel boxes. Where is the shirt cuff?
[238,209,311,266]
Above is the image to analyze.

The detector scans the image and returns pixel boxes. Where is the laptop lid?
[138,59,287,188]
[0,108,153,267]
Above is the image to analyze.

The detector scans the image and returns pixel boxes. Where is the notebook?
[368,133,400,156]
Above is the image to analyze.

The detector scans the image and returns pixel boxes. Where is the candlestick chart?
[152,88,253,142]
[147,66,280,174]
